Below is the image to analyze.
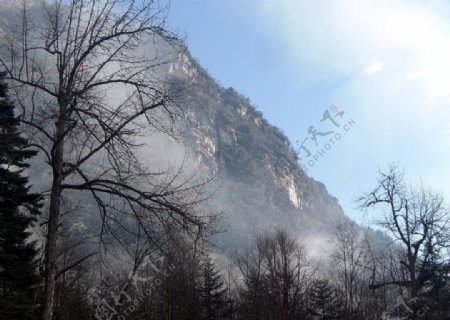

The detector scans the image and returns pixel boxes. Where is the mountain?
[0,0,366,254]
[162,50,352,252]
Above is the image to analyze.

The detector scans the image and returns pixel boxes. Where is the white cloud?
[259,0,450,100]
[364,61,384,75]
[256,0,450,220]
[257,0,450,144]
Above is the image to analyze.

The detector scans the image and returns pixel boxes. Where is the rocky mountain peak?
[166,50,350,249]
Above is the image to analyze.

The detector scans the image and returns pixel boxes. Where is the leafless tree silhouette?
[0,1,216,319]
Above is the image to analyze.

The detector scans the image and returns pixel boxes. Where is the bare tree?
[235,230,312,320]
[357,165,450,315]
[0,1,213,319]
[328,219,365,317]
[359,232,395,319]
[233,234,266,320]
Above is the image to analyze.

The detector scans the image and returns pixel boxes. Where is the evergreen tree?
[200,256,227,320]
[0,72,41,319]
[309,279,344,320]
[238,271,267,320]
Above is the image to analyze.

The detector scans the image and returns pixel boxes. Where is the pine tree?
[200,256,227,320]
[0,72,41,319]
[309,279,344,320]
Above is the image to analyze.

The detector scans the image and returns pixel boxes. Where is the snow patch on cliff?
[287,178,301,209]
[277,173,301,209]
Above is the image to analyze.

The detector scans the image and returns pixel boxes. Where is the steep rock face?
[165,51,348,248]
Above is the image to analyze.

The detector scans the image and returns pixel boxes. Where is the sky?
[168,0,450,225]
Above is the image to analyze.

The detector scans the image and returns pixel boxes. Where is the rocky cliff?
[164,51,349,250]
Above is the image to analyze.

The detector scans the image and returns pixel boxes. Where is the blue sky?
[169,0,450,225]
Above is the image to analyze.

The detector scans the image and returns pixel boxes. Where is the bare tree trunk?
[42,184,59,320]
[42,103,67,320]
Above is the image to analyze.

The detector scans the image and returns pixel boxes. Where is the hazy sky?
[169,0,450,225]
